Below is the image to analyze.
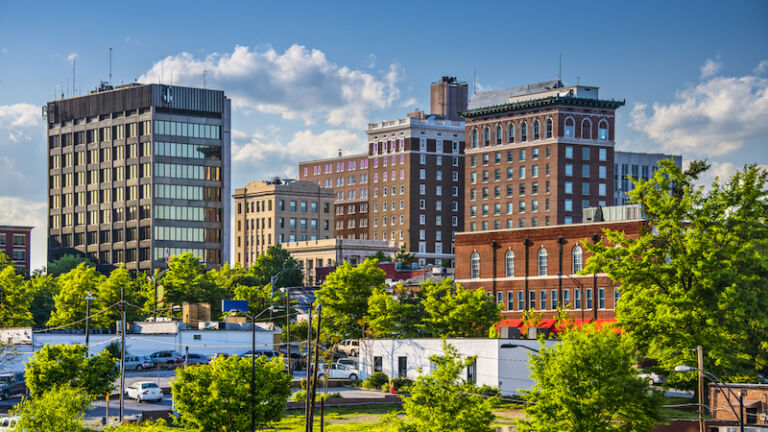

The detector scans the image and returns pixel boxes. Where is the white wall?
[0,329,279,373]
[360,338,557,396]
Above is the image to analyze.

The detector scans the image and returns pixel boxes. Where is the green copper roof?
[462,96,626,119]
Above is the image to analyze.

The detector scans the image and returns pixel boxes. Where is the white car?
[317,363,359,381]
[0,416,19,431]
[126,381,163,402]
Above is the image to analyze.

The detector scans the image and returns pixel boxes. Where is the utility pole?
[308,306,322,432]
[304,306,313,431]
[119,282,126,422]
[286,293,291,375]
[697,345,704,432]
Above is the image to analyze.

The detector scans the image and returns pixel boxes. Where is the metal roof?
[467,79,563,110]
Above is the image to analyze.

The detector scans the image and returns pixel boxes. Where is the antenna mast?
[109,47,113,84]
[473,70,476,95]
[203,68,207,89]
[559,54,562,82]
[72,58,76,97]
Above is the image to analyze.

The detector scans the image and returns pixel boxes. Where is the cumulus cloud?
[700,57,722,79]
[138,45,401,129]
[630,69,768,157]
[67,53,78,62]
[0,196,47,271]
[232,128,363,163]
[399,97,418,108]
[0,104,45,196]
[754,59,768,75]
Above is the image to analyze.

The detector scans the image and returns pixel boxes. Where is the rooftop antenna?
[109,47,113,85]
[161,58,165,84]
[577,76,580,86]
[72,57,76,97]
[558,54,562,82]
[203,68,207,89]
[473,69,476,95]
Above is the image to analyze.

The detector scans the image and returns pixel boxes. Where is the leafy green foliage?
[366,286,423,338]
[395,243,416,267]
[519,327,664,432]
[171,355,292,431]
[316,259,386,339]
[418,279,501,337]
[47,263,104,328]
[46,254,95,277]
[162,253,224,317]
[247,245,303,288]
[583,161,768,385]
[395,341,496,432]
[26,273,58,328]
[361,372,389,389]
[0,258,33,327]
[24,344,118,398]
[12,384,92,432]
[281,319,309,343]
[369,250,392,262]
[92,265,141,329]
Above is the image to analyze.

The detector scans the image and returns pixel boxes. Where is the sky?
[1,0,767,271]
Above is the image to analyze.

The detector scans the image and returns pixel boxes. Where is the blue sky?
[1,0,767,270]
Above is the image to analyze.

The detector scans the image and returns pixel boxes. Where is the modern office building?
[366,111,465,266]
[614,151,682,205]
[0,225,33,274]
[298,152,370,240]
[45,83,231,272]
[232,179,335,266]
[462,80,625,229]
[430,76,469,121]
[454,205,646,322]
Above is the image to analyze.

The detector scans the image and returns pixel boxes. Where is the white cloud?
[700,57,721,79]
[367,54,376,69]
[67,53,78,62]
[754,59,768,74]
[630,73,768,157]
[399,97,418,108]
[232,128,363,163]
[0,103,40,129]
[0,196,47,271]
[0,104,46,198]
[138,45,401,129]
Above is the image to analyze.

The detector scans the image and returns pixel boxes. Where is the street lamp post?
[675,365,744,432]
[270,267,303,319]
[84,291,95,354]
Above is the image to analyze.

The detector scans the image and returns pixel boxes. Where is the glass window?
[533,120,540,140]
[521,122,527,141]
[540,290,547,310]
[508,124,515,143]
[470,252,480,279]
[538,248,548,275]
[546,118,553,138]
[505,250,514,277]
[572,246,583,273]
[495,125,502,145]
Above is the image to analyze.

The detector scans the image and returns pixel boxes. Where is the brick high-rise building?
[233,179,335,266]
[299,152,370,240]
[45,83,231,272]
[430,76,468,121]
[366,111,465,266]
[0,225,33,274]
[462,80,625,230]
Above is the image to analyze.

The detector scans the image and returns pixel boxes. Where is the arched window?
[521,121,528,141]
[505,250,515,277]
[546,118,553,138]
[598,119,609,140]
[471,252,480,279]
[471,129,478,148]
[564,118,575,137]
[533,120,540,140]
[483,127,490,146]
[538,248,548,276]
[495,125,502,145]
[508,123,515,143]
[572,245,583,273]
[581,118,592,140]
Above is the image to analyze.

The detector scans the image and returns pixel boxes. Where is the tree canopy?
[12,384,92,432]
[24,344,118,398]
[171,355,291,431]
[395,243,416,267]
[418,279,501,338]
[46,254,95,277]
[583,161,768,385]
[47,263,104,329]
[366,285,423,338]
[519,327,664,432]
[0,255,33,327]
[247,244,303,288]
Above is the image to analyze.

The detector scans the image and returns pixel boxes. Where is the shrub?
[291,390,343,402]
[319,392,342,400]
[390,377,413,392]
[362,371,389,389]
[291,390,307,401]
[477,385,499,397]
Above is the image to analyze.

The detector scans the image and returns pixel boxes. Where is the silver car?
[118,355,154,371]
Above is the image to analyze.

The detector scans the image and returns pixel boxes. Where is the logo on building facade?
[162,86,173,105]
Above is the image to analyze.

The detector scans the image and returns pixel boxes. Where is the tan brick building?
[455,216,646,321]
[282,238,397,285]
[462,80,625,230]
[233,179,334,266]
[299,152,369,240]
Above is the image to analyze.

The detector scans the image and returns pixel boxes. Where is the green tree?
[419,279,501,337]
[46,254,95,277]
[232,283,272,316]
[171,355,291,431]
[12,384,92,432]
[369,250,392,262]
[583,161,768,386]
[281,319,309,343]
[395,243,416,267]
[162,253,223,317]
[519,327,664,432]
[315,259,386,340]
[24,344,118,398]
[248,245,303,288]
[366,285,423,338]
[26,273,58,328]
[92,265,139,329]
[47,263,104,328]
[0,261,33,327]
[394,341,495,432]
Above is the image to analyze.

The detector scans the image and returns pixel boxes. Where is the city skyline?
[1,0,767,270]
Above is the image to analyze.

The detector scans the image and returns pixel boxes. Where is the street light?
[84,291,95,354]
[277,286,303,376]
[674,365,744,432]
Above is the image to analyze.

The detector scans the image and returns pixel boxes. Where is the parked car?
[125,381,163,403]
[638,370,667,385]
[149,351,183,366]
[209,353,230,362]
[183,353,209,365]
[336,339,359,357]
[0,372,25,400]
[242,350,279,359]
[117,355,154,371]
[317,363,358,381]
[0,416,19,431]
[336,358,358,369]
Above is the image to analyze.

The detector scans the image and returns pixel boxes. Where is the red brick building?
[462,80,625,230]
[0,225,33,274]
[709,383,768,426]
[454,219,646,322]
